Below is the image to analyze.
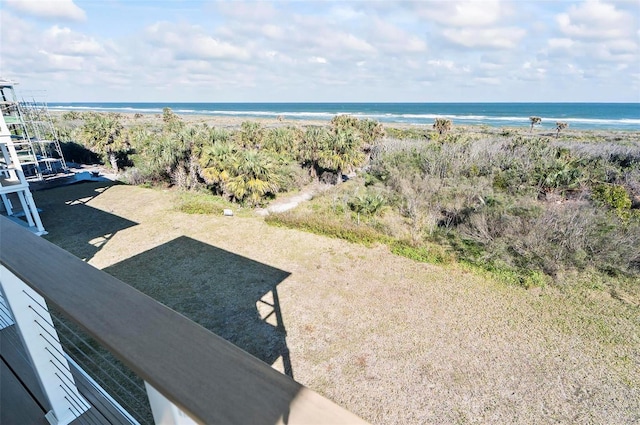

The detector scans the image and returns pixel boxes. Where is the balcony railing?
[0,216,367,424]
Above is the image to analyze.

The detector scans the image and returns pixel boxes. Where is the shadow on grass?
[36,181,138,262]
[103,236,294,378]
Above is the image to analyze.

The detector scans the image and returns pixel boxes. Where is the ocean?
[48,102,640,131]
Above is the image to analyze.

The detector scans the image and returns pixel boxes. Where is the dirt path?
[36,182,640,425]
[258,181,332,215]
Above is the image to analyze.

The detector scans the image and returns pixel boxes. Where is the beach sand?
[51,110,640,143]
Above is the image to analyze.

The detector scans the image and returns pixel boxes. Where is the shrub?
[433,118,452,135]
[62,111,81,121]
[60,141,101,164]
[348,192,386,218]
[357,118,385,144]
[119,167,147,186]
[238,121,265,148]
[330,114,360,133]
[592,184,632,219]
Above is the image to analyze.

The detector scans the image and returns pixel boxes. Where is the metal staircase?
[0,105,46,235]
[0,79,67,180]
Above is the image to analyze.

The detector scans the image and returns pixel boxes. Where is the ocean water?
[48,102,640,131]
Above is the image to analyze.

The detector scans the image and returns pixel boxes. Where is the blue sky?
[1,0,638,102]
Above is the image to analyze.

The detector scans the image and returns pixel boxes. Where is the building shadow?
[103,236,294,378]
[34,182,138,262]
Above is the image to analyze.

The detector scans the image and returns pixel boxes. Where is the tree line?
[59,109,383,205]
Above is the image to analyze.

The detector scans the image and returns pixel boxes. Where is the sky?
[0,0,639,102]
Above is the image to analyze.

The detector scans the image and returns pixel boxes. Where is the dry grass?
[35,182,639,425]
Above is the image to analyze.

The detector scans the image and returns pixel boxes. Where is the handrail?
[0,216,367,424]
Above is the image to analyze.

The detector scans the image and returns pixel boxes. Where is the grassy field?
[35,181,639,424]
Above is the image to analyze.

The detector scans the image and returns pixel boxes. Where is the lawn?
[35,181,639,424]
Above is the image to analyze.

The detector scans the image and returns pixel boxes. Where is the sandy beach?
[51,110,640,143]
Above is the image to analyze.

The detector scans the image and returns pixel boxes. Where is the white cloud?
[145,22,251,61]
[329,5,366,21]
[556,0,636,40]
[474,76,501,85]
[261,24,285,40]
[423,58,471,80]
[340,34,376,53]
[43,26,104,56]
[4,0,86,21]
[420,0,507,27]
[479,61,502,71]
[214,1,277,22]
[415,0,525,50]
[38,50,85,71]
[545,2,639,69]
[547,38,575,50]
[443,27,526,49]
[370,18,427,53]
[309,56,327,64]
[0,11,35,53]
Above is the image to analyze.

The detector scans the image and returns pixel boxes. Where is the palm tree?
[555,122,568,138]
[433,118,452,135]
[529,116,542,132]
[178,124,211,189]
[147,134,186,180]
[239,121,265,149]
[298,126,330,177]
[162,107,184,132]
[79,112,126,171]
[348,192,386,224]
[358,118,385,144]
[199,142,237,190]
[318,128,365,183]
[206,126,231,144]
[330,114,360,132]
[227,150,281,205]
[264,127,300,157]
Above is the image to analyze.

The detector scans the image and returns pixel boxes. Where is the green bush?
[592,184,632,213]
[238,121,265,148]
[348,192,386,218]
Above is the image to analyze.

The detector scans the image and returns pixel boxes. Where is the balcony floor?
[0,325,138,425]
[0,356,49,425]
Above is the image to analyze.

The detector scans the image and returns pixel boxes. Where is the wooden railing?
[0,216,367,424]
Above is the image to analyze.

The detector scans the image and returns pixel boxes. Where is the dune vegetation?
[55,109,640,295]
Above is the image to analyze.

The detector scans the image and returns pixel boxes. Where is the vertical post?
[0,193,14,216]
[21,189,46,234]
[16,191,36,227]
[0,265,90,425]
[145,382,199,425]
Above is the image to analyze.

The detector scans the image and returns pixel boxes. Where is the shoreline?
[48,103,640,132]
[51,110,640,140]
